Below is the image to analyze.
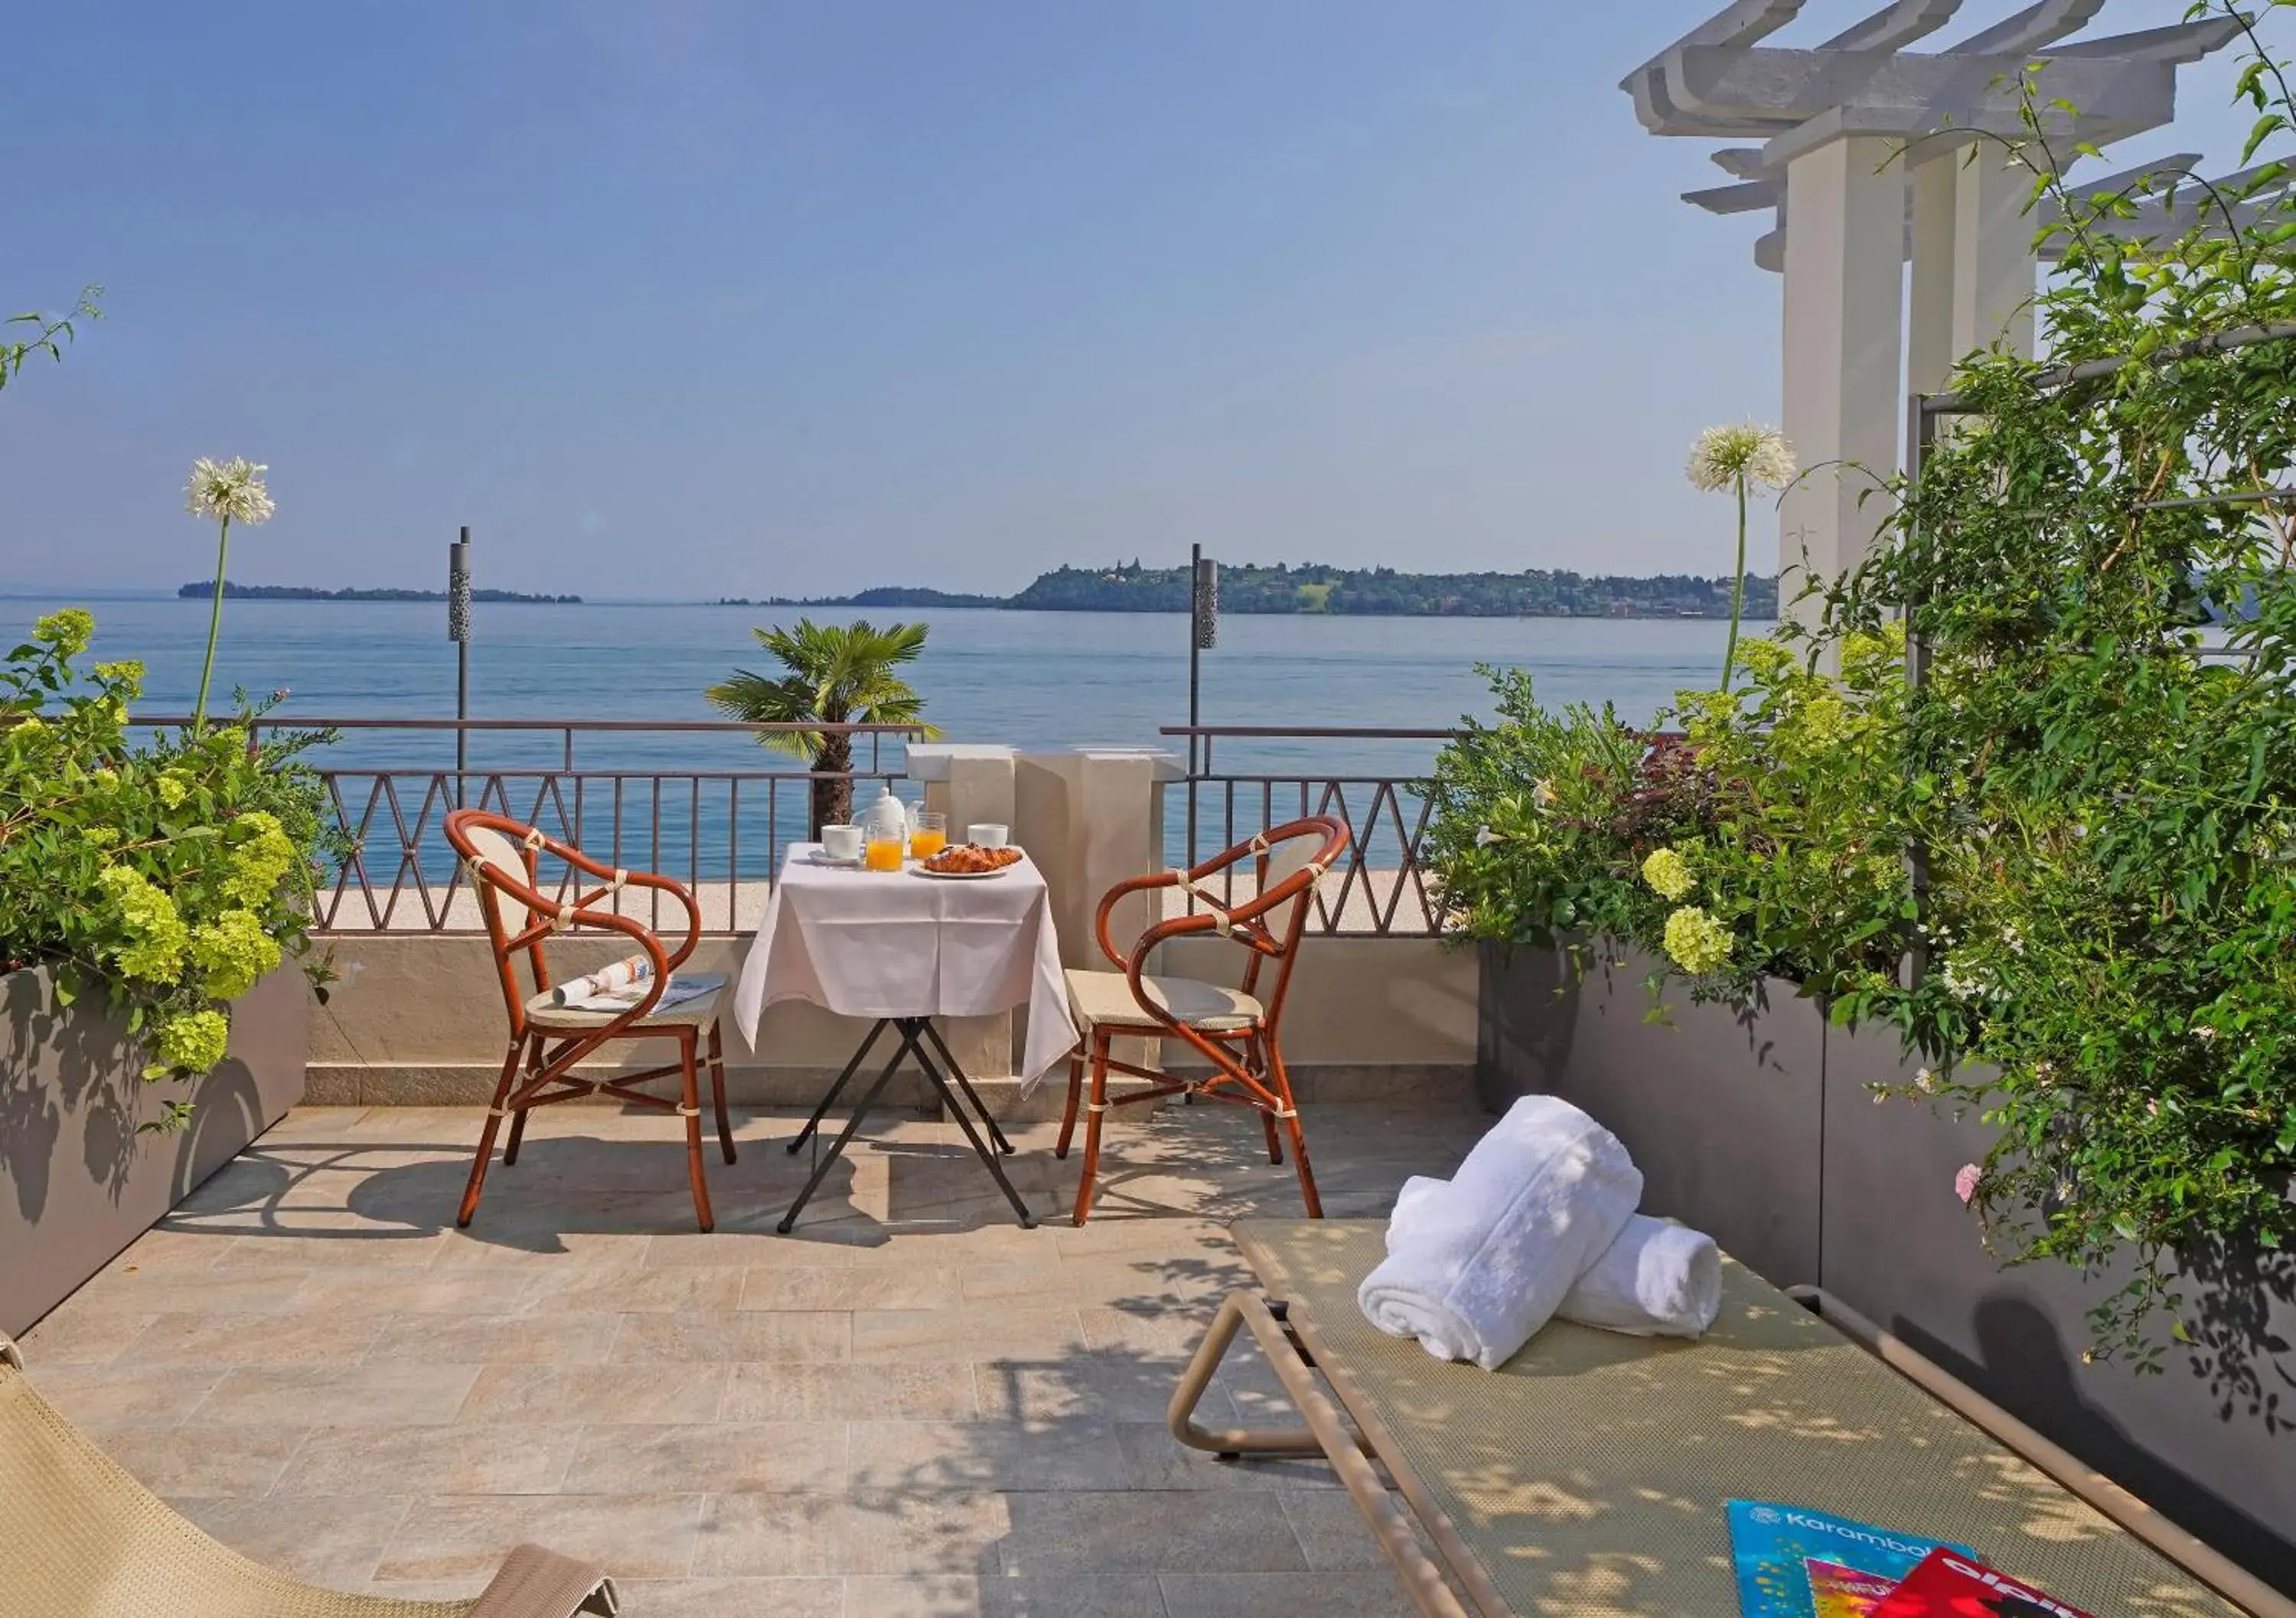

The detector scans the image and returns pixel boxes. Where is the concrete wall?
[1480,942,2296,1597]
[305,934,1008,1108]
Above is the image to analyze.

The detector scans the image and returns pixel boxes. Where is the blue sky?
[0,2,2271,599]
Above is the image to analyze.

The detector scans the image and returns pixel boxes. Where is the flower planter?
[1479,940,2296,1594]
[0,965,308,1337]
[1477,941,1821,1287]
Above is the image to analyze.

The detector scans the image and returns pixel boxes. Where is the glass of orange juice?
[864,833,905,872]
[909,811,947,860]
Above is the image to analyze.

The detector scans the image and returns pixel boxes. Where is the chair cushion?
[525,984,724,1033]
[1066,969,1263,1033]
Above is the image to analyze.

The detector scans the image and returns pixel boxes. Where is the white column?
[1780,135,1908,608]
[1952,145,2037,362]
[1907,151,1959,397]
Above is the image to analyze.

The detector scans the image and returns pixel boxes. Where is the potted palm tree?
[705,618,941,836]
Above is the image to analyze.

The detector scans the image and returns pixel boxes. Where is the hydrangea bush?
[1,609,338,1130]
[1426,624,1919,1019]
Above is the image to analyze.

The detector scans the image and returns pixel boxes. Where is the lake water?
[18,596,1758,773]
[13,595,1764,886]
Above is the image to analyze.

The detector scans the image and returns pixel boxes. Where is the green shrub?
[0,609,338,1130]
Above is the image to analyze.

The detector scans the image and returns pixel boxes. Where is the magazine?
[1729,1502,1970,1618]
[1871,1548,2099,1618]
[554,970,722,1013]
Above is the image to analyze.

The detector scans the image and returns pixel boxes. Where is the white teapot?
[859,785,909,849]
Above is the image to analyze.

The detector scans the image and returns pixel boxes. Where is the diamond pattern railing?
[1159,727,1456,937]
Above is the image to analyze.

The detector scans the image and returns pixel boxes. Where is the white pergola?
[1627,0,2240,592]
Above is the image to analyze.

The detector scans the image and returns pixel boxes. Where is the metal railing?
[1160,725,1459,938]
[129,716,924,935]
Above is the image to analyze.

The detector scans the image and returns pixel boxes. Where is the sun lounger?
[1169,1220,2288,1618]
[0,1334,618,1618]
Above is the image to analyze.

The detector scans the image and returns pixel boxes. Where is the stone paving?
[16,1094,1490,1616]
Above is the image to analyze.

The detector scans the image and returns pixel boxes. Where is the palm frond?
[710,618,941,757]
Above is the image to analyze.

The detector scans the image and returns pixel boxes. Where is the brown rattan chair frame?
[1055,815,1349,1225]
[443,808,736,1233]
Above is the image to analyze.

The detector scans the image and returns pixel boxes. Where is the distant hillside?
[752,562,1779,620]
[719,586,1003,609]
[181,581,582,604]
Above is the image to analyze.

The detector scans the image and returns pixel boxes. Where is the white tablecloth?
[732,844,1078,1090]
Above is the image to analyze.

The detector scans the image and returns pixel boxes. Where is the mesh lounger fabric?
[0,1345,614,1618]
[1233,1220,2245,1618]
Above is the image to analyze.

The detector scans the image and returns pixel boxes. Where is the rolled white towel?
[1357,1096,1642,1369]
[1387,1178,1722,1341]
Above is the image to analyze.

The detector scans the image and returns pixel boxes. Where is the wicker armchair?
[1057,816,1348,1225]
[443,810,735,1233]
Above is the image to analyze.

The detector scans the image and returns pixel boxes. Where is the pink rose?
[1953,1164,1982,1205]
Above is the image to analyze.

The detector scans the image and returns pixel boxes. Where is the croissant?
[923,843,1023,874]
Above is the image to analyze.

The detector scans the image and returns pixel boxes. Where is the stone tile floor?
[18,1096,1489,1616]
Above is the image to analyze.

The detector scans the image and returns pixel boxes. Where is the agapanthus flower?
[1641,847,1697,902]
[185,458,275,526]
[1686,422,1796,494]
[154,1009,230,1074]
[1662,905,1733,975]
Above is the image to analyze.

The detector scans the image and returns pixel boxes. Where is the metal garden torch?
[1188,546,1218,785]
[449,527,472,803]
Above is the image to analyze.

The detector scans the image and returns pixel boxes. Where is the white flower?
[1531,778,1556,811]
[1914,1067,1936,1094]
[1473,825,1504,848]
[185,457,274,526]
[1939,955,1988,1003]
[1686,422,1796,494]
[2193,1024,2217,1043]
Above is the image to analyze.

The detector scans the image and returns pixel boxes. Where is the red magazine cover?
[1872,1548,2099,1618]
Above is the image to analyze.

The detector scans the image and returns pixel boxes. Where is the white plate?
[912,863,1014,880]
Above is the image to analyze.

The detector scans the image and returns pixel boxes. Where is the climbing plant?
[1814,0,2296,1366]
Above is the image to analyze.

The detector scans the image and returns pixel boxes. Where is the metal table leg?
[903,1019,1035,1228]
[919,1017,1016,1155]
[788,1017,889,1155]
[778,1016,1037,1233]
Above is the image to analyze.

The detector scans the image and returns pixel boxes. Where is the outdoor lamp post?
[449,526,471,804]
[1188,544,1218,764]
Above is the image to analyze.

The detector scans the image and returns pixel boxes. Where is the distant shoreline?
[718,561,1779,621]
[143,559,1780,620]
[178,581,582,604]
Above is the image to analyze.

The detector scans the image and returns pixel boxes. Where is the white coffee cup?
[820,824,863,863]
[967,823,1010,849]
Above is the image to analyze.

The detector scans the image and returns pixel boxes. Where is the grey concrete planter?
[0,965,308,1336]
[1478,941,1822,1286]
[1479,939,2296,1594]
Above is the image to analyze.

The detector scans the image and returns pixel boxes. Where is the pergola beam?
[1819,0,1965,51]
[1949,0,2105,54]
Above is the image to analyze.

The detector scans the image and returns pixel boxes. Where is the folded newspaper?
[550,954,720,1013]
